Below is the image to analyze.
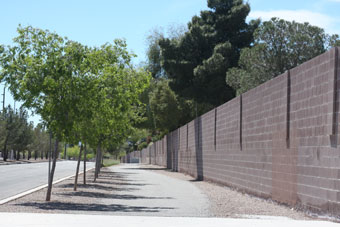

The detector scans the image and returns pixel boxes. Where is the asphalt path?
[103,164,211,217]
[0,160,95,200]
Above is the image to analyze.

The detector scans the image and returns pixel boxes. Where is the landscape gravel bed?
[144,165,316,220]
[0,169,125,215]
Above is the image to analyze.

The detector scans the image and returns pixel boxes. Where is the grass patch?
[102,159,120,167]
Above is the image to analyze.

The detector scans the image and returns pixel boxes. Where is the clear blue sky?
[1,0,340,125]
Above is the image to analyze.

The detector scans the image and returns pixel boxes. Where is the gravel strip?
[0,168,129,215]
[143,165,316,220]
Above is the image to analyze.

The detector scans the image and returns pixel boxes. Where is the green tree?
[159,0,259,109]
[1,26,150,198]
[0,106,31,161]
[30,124,50,160]
[226,18,340,95]
[0,106,20,161]
[139,25,196,134]
[126,128,149,151]
[145,25,187,79]
[145,28,165,79]
[0,26,97,200]
[82,41,151,181]
[149,79,180,133]
[12,108,33,160]
[139,78,195,137]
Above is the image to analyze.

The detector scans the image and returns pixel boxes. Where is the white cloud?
[249,10,340,35]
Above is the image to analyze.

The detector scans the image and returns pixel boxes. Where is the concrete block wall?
[178,120,200,178]
[140,148,147,163]
[155,140,163,166]
[161,136,167,167]
[171,129,179,172]
[289,48,340,213]
[123,47,340,215]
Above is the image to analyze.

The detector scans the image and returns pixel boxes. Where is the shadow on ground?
[16,202,174,213]
[99,171,137,176]
[56,183,138,192]
[125,167,169,171]
[93,180,151,186]
[12,166,177,214]
[57,191,173,200]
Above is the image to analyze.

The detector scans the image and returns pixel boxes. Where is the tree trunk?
[34,150,37,160]
[99,147,102,174]
[3,138,8,162]
[64,143,67,160]
[94,144,101,182]
[83,143,87,185]
[28,151,31,160]
[46,139,59,201]
[16,151,20,161]
[99,149,102,175]
[99,148,103,174]
[73,143,83,191]
[94,146,98,182]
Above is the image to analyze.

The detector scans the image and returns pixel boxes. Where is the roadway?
[0,160,95,200]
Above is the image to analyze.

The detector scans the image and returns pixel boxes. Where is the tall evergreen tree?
[159,0,259,109]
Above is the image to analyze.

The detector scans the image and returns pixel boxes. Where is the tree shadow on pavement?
[57,191,173,200]
[17,202,175,213]
[57,183,138,192]
[99,171,136,176]
[95,176,137,181]
[125,167,169,171]
[94,180,151,186]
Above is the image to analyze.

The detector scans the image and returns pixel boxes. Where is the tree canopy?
[226,18,340,95]
[0,25,151,200]
[159,0,259,108]
[145,25,187,79]
[149,79,180,133]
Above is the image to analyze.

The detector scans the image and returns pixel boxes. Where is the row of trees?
[0,26,150,200]
[0,105,48,161]
[136,0,340,143]
[0,104,97,162]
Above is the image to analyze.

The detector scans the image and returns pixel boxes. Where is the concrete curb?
[0,167,95,205]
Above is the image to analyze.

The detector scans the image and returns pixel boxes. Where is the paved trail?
[103,164,210,217]
[0,160,95,200]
